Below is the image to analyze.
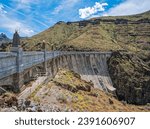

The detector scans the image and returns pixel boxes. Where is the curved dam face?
[50,53,116,92]
[0,52,115,93]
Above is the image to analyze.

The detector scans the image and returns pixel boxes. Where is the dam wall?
[0,51,115,93]
[53,53,115,92]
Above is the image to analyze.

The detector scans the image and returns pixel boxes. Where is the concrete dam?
[0,32,115,94]
[58,52,115,92]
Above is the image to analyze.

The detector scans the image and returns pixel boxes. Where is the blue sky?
[0,0,150,38]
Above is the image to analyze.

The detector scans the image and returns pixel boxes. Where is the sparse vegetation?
[108,51,150,105]
[21,11,149,56]
[53,69,93,93]
[57,94,67,103]
[28,84,43,101]
[28,69,150,112]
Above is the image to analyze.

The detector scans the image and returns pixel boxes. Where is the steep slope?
[22,22,80,51]
[63,25,121,51]
[37,69,149,112]
[22,11,150,54]
[108,51,150,105]
[0,33,11,51]
[1,69,149,112]
[0,33,10,44]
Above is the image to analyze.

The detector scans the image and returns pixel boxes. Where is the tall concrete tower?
[11,31,23,92]
[12,31,20,47]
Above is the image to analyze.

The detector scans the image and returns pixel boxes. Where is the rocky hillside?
[0,33,11,51]
[1,69,149,112]
[23,11,150,55]
[108,51,150,105]
[0,33,10,44]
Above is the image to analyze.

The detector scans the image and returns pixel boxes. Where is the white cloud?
[103,0,150,16]
[0,12,35,36]
[53,0,80,14]
[79,2,108,19]
[10,0,40,12]
[18,0,37,4]
[13,0,34,11]
[13,0,39,5]
[2,2,48,28]
[1,19,35,36]
[0,1,48,37]
[0,4,7,14]
[53,5,64,14]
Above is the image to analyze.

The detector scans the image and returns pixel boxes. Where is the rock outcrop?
[0,33,11,51]
[53,69,93,93]
[0,33,10,45]
[108,51,150,105]
[0,93,18,107]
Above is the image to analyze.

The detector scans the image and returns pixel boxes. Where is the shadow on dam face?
[57,54,116,93]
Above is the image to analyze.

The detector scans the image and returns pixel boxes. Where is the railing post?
[11,31,23,92]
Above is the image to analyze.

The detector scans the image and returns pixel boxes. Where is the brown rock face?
[108,51,150,105]
[0,93,18,107]
[53,69,93,93]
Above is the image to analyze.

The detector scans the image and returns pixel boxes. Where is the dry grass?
[22,11,150,56]
[30,69,150,112]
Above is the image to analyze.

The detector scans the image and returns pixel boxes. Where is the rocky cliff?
[108,51,150,105]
